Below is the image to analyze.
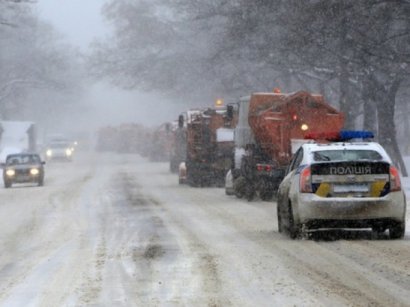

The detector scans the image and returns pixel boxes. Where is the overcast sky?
[34,0,177,130]
[35,0,109,50]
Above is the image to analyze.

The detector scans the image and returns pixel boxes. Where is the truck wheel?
[4,181,11,188]
[201,173,211,187]
[245,184,255,201]
[260,188,274,201]
[389,222,405,239]
[233,176,246,198]
[188,173,200,187]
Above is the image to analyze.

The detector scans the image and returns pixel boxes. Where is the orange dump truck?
[231,90,344,200]
[185,105,237,187]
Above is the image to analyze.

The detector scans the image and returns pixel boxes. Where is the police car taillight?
[299,166,312,193]
[390,166,402,192]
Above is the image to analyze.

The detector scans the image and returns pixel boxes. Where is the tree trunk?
[375,79,408,176]
[339,69,355,129]
[361,78,377,132]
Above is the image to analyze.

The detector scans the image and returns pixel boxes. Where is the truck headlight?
[46,149,52,157]
[65,149,72,156]
[30,168,39,175]
[6,169,15,176]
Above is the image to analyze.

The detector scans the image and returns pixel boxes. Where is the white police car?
[277,131,406,239]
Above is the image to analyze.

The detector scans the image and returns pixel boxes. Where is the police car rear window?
[313,150,383,162]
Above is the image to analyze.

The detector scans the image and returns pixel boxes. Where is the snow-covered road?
[0,152,409,306]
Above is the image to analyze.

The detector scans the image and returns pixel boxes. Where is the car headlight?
[6,169,15,176]
[30,168,39,175]
[65,149,72,156]
[46,149,52,157]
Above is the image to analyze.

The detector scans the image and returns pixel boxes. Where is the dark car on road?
[2,153,45,188]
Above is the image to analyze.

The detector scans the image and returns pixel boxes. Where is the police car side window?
[288,148,303,173]
[293,148,304,170]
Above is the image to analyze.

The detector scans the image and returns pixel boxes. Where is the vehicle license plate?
[333,184,369,193]
[17,176,31,181]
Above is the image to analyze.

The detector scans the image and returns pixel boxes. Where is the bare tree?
[0,0,85,122]
[90,0,410,173]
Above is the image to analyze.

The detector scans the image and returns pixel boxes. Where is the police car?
[277,131,406,239]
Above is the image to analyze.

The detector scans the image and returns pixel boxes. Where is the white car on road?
[45,141,74,161]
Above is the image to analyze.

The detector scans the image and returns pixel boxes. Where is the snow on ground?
[0,151,409,306]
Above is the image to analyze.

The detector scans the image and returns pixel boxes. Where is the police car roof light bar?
[339,130,374,141]
[304,130,374,142]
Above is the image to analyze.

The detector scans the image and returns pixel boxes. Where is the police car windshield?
[313,150,383,162]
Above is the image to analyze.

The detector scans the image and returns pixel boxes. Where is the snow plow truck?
[183,104,237,187]
[229,90,344,200]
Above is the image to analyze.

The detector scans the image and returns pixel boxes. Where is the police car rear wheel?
[389,222,405,239]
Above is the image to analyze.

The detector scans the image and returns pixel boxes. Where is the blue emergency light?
[339,130,374,140]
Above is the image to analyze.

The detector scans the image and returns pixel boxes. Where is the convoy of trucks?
[122,89,343,200]
[93,88,345,201]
